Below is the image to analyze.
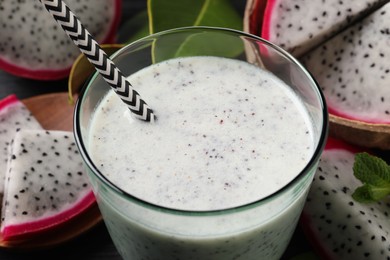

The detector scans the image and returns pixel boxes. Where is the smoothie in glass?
[89,56,314,211]
[74,27,328,260]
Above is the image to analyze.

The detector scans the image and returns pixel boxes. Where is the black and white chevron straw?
[39,0,155,122]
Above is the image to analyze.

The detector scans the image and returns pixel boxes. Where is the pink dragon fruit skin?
[261,0,388,57]
[0,0,122,80]
[301,3,390,124]
[302,137,390,259]
[0,95,42,196]
[1,129,95,241]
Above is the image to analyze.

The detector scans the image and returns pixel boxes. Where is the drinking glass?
[74,27,328,260]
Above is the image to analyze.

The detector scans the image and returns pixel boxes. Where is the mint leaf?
[352,153,390,203]
[354,152,390,186]
[352,185,390,203]
[352,185,375,203]
[368,184,390,201]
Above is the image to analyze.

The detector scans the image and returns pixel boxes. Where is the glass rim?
[74,26,329,216]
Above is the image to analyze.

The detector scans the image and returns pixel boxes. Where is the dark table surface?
[0,1,313,259]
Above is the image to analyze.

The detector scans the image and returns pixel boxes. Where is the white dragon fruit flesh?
[301,137,390,259]
[261,0,388,57]
[0,95,42,196]
[301,3,390,124]
[1,129,95,241]
[0,0,122,80]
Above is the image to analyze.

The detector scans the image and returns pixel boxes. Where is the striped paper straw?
[39,0,155,122]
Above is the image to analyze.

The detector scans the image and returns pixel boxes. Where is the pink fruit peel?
[0,0,122,80]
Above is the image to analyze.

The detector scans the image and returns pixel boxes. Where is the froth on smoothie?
[88,56,314,211]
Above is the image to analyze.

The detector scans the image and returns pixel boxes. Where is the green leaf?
[353,153,390,186]
[122,0,244,62]
[369,185,390,201]
[151,28,245,63]
[352,185,377,203]
[120,11,150,43]
[147,0,244,62]
[352,153,390,203]
[148,0,242,34]
[352,184,390,203]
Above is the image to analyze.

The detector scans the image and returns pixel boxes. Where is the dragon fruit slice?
[1,129,95,241]
[301,137,390,259]
[301,3,390,124]
[0,95,42,196]
[244,0,267,37]
[261,0,388,56]
[0,0,121,80]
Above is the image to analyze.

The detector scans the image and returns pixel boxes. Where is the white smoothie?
[89,56,314,211]
[86,56,316,259]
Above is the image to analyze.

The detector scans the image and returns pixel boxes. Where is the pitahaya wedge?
[301,3,390,124]
[1,129,95,241]
[244,0,267,37]
[244,0,390,148]
[260,0,388,57]
[0,0,122,80]
[301,137,390,259]
[0,95,42,196]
